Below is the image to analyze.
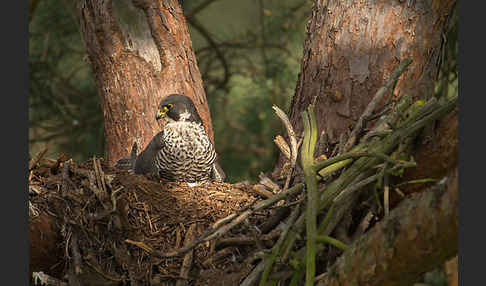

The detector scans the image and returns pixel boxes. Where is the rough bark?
[316,167,458,286]
[277,0,456,170]
[78,0,213,166]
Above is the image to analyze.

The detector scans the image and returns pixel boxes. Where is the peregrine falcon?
[116,94,224,183]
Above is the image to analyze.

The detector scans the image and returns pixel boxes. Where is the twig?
[343,59,413,152]
[184,0,220,19]
[240,261,266,286]
[88,157,110,211]
[176,224,197,286]
[331,164,409,204]
[393,178,440,187]
[70,233,83,275]
[320,95,457,212]
[273,105,298,191]
[125,239,153,252]
[202,247,238,268]
[32,271,68,286]
[61,163,70,195]
[288,264,305,286]
[186,17,229,90]
[259,205,300,286]
[259,173,281,193]
[251,184,275,199]
[314,272,328,282]
[84,254,124,282]
[29,148,48,170]
[351,211,375,241]
[384,183,390,217]
[258,207,290,234]
[93,157,109,208]
[245,218,265,250]
[315,235,349,251]
[315,150,415,176]
[316,204,335,234]
[130,183,304,258]
[216,231,281,249]
[273,135,291,160]
[29,201,40,218]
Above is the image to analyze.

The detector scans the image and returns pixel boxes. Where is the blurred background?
[29,0,311,183]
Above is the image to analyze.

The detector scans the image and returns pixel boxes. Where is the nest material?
[29,156,273,286]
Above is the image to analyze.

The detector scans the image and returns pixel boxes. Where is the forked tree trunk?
[30,1,459,283]
[277,0,456,170]
[79,0,213,166]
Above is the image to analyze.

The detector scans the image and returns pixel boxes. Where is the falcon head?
[156,94,203,124]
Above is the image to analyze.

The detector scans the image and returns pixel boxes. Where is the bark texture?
[316,167,458,286]
[283,0,456,157]
[79,0,213,166]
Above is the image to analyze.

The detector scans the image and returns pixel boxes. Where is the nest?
[29,155,282,286]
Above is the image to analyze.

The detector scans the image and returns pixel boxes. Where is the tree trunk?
[277,0,456,170]
[79,0,213,166]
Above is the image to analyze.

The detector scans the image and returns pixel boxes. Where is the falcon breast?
[150,94,216,182]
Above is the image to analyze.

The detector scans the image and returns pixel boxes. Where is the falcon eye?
[163,104,173,111]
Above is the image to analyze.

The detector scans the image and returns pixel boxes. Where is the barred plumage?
[120,94,222,183]
[154,121,216,182]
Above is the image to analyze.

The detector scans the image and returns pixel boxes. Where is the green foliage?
[193,1,309,182]
[29,0,103,161]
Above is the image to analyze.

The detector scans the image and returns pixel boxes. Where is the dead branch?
[202,247,238,268]
[29,148,48,170]
[343,59,412,152]
[273,105,299,191]
[215,231,281,249]
[251,184,274,199]
[32,271,68,286]
[258,173,281,193]
[176,224,197,286]
[273,135,291,161]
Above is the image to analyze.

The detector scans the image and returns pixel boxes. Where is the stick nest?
[29,156,271,285]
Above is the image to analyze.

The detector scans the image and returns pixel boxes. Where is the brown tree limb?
[183,0,220,20]
[316,167,458,286]
[186,16,230,90]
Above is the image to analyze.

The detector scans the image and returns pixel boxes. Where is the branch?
[273,105,299,191]
[343,59,413,152]
[184,0,220,20]
[316,168,458,286]
[186,17,230,90]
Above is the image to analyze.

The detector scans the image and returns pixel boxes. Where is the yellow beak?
[156,108,166,120]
